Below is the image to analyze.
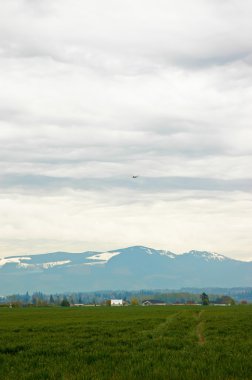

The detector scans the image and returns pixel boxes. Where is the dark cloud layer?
[2,174,252,194]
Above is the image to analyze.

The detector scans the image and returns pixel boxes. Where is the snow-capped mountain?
[0,246,251,294]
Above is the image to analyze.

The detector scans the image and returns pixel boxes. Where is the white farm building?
[111,299,123,306]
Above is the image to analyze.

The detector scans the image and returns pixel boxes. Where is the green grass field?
[0,305,251,380]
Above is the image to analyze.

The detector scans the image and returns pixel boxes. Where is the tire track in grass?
[151,312,182,339]
[140,311,183,343]
[196,310,205,345]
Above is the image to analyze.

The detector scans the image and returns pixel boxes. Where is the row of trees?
[0,291,237,307]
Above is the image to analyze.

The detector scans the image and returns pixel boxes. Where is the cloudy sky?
[1,0,252,260]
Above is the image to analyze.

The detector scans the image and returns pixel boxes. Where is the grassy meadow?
[0,305,251,380]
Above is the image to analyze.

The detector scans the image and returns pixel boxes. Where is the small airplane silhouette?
[132,175,139,179]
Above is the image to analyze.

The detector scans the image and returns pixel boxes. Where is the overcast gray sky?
[1,0,252,260]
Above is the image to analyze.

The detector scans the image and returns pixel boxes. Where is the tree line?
[0,290,240,307]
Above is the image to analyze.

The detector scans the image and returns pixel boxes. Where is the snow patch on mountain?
[159,251,176,259]
[145,248,154,255]
[138,246,154,254]
[18,262,35,269]
[188,250,226,261]
[17,260,72,270]
[87,252,121,262]
[84,261,107,266]
[0,257,31,267]
[146,248,153,255]
[42,260,71,269]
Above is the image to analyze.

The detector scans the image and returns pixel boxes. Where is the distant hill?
[0,246,251,294]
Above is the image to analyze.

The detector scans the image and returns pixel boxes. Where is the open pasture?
[0,305,251,380]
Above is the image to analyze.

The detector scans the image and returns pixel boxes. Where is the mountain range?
[0,246,251,294]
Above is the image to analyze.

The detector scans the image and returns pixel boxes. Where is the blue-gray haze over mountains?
[0,246,251,295]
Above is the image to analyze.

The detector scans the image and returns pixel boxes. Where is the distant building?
[71,303,85,307]
[142,300,166,306]
[111,299,123,306]
[212,304,230,306]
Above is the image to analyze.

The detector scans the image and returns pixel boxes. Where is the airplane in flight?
[132,175,139,179]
